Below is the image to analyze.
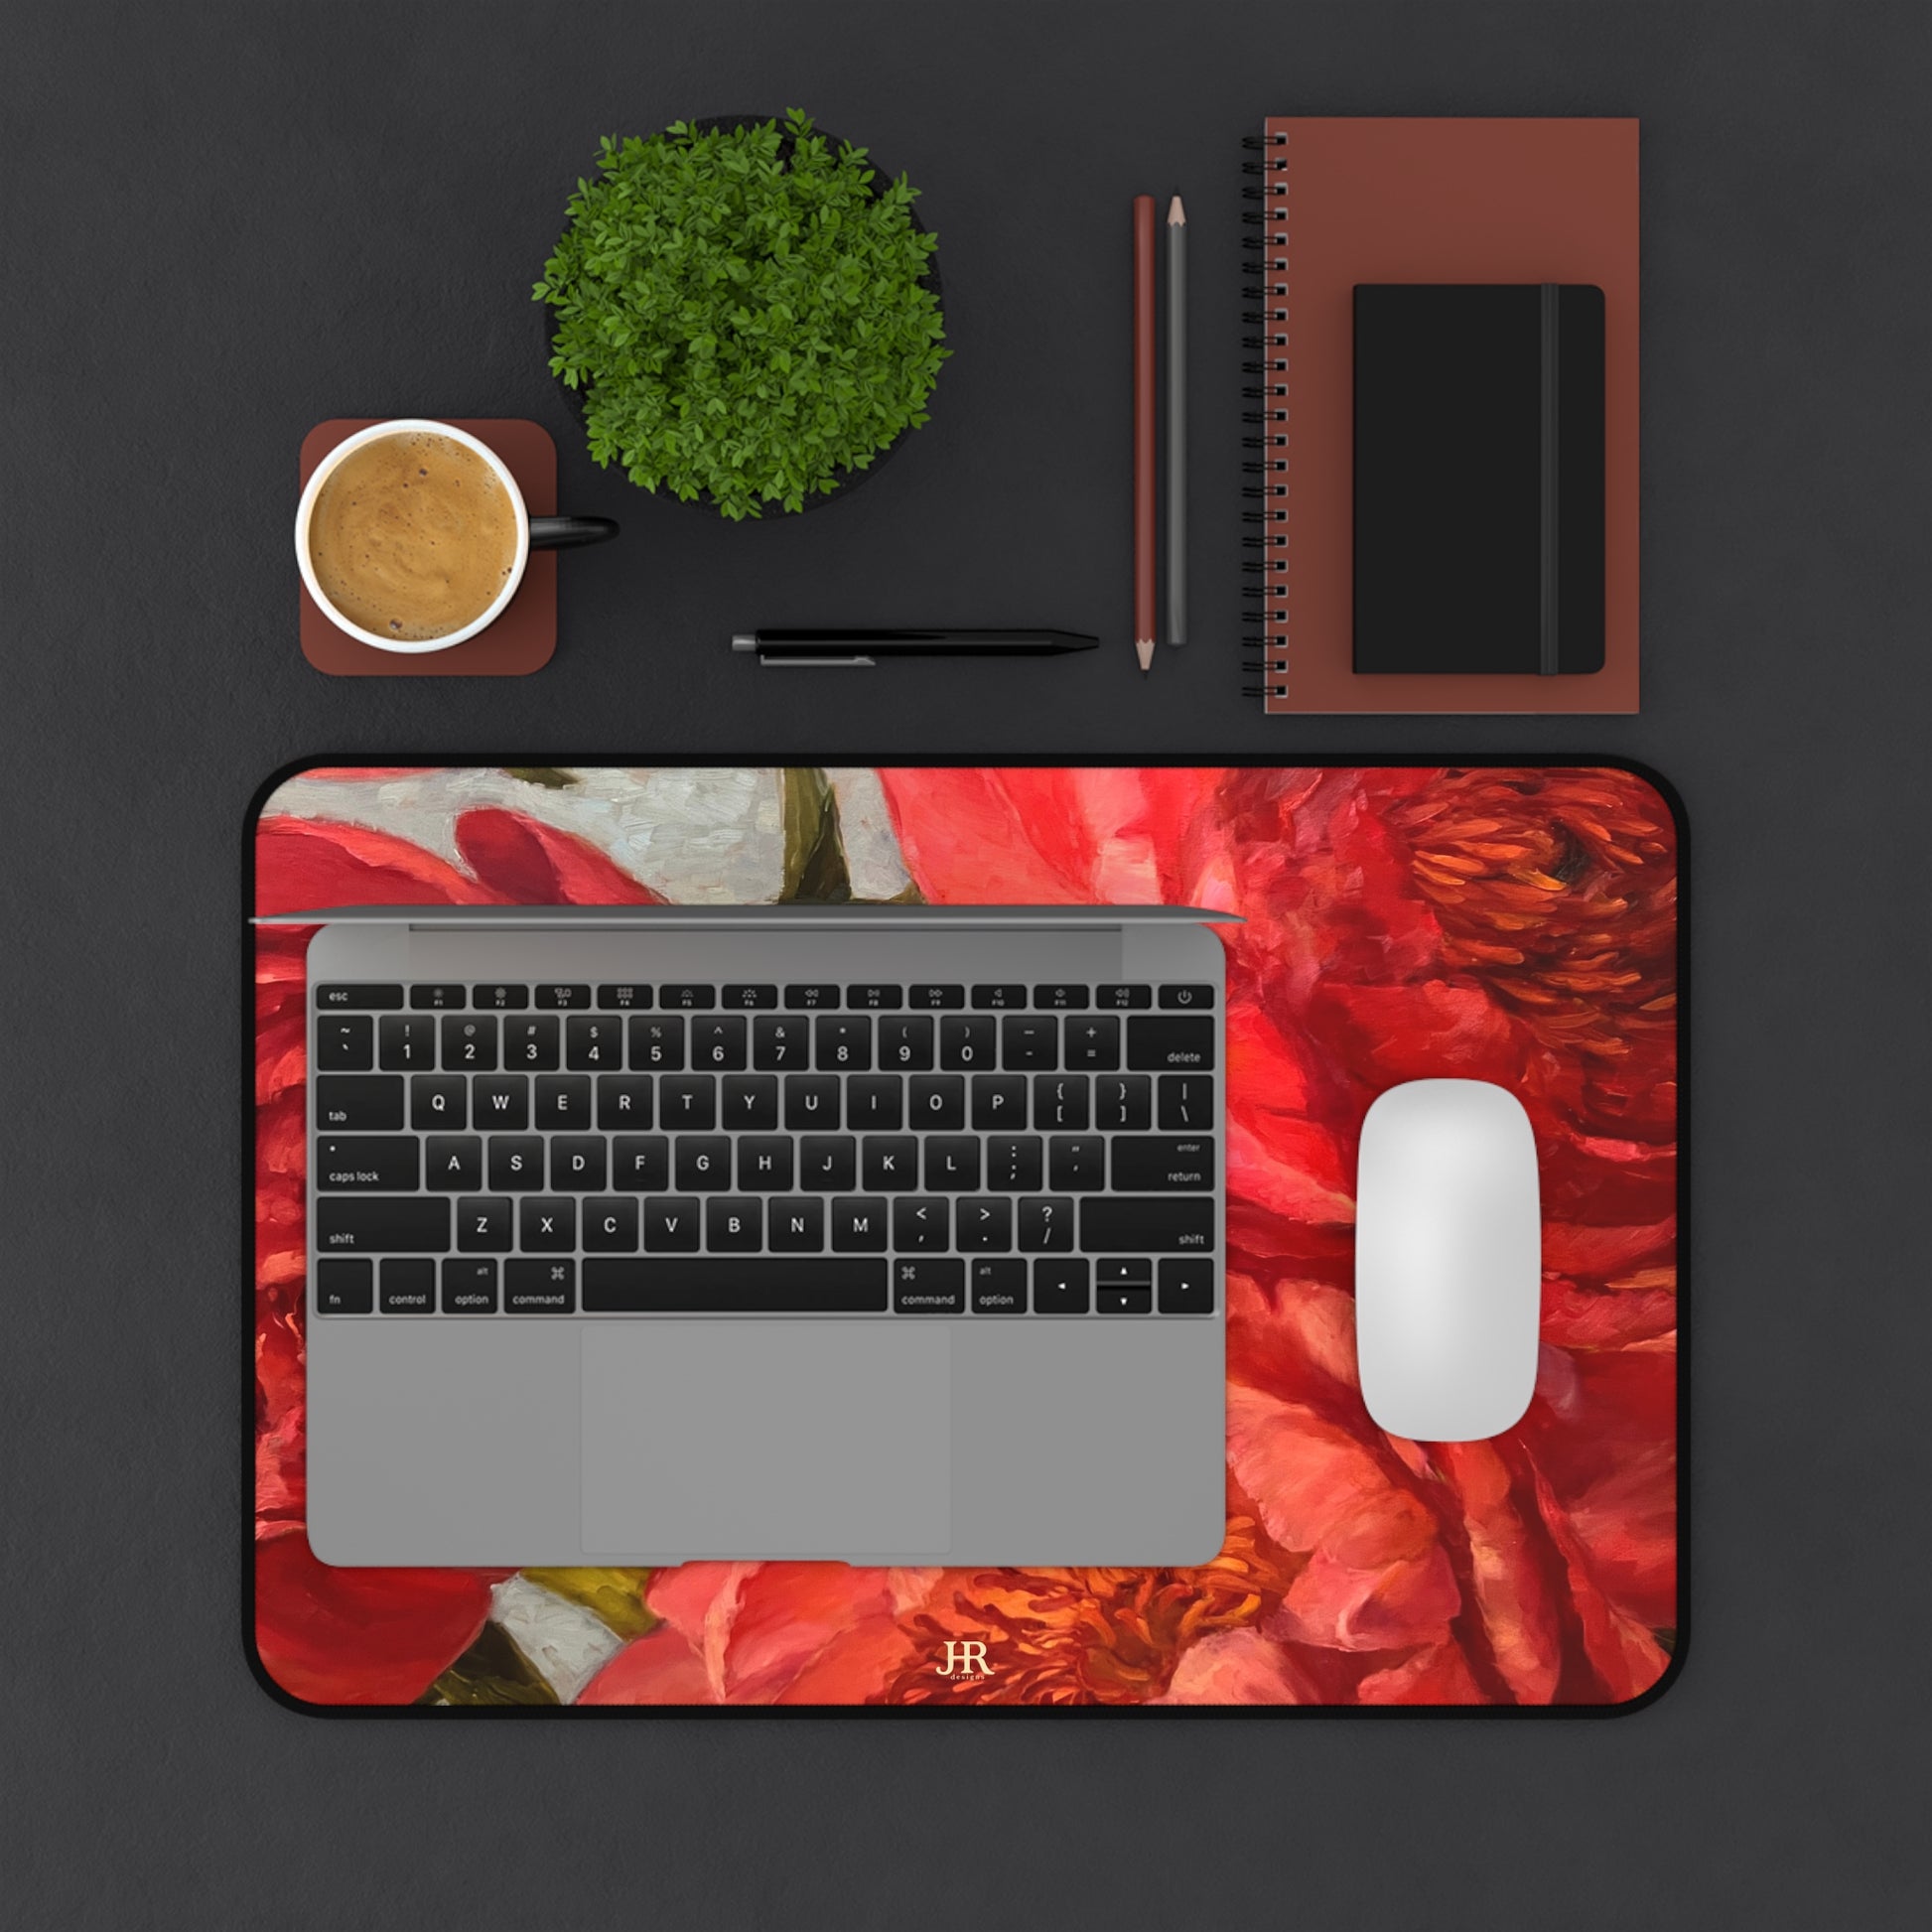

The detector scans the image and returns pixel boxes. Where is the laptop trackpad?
[580,1322,951,1560]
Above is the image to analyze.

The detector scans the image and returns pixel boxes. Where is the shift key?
[1127,1016,1215,1070]
[315,1196,450,1252]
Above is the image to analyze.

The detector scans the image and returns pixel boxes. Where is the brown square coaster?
[298,418,558,676]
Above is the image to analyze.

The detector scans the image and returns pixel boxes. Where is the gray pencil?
[1166,195,1187,646]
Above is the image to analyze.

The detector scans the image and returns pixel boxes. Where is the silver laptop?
[265,903,1231,1569]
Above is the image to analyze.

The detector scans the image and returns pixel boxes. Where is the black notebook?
[1353,283,1605,675]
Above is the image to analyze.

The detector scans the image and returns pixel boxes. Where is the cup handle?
[529,515,620,550]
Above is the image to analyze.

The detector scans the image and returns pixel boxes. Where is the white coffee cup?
[295,418,617,653]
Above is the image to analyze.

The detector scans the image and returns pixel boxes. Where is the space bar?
[582,1258,889,1312]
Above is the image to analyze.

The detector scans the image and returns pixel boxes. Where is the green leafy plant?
[534,111,949,519]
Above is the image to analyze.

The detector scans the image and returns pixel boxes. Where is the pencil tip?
[1135,636,1156,673]
[1169,196,1185,224]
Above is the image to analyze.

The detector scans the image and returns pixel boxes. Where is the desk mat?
[248,761,1683,1713]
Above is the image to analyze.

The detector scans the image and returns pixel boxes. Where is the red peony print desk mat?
[249,760,1684,1714]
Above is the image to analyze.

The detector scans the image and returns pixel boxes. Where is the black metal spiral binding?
[1241,129,1291,700]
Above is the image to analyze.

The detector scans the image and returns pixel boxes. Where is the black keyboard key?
[1034,1074,1090,1131]
[1079,1197,1216,1252]
[423,1135,481,1191]
[1096,1257,1154,1286]
[316,1014,373,1070]
[832,1196,890,1250]
[907,1074,966,1131]
[894,1257,964,1313]
[317,1074,403,1130]
[411,1073,467,1130]
[1159,984,1217,1010]
[503,1015,560,1069]
[311,1128,417,1181]
[506,1258,576,1311]
[971,1258,1028,1312]
[724,1074,780,1133]
[956,1197,1013,1252]
[692,1016,748,1070]
[519,1197,577,1251]
[722,983,779,1010]
[1034,983,1089,1010]
[1001,1014,1058,1070]
[1047,1136,1106,1190]
[972,1075,1028,1130]
[1157,1074,1215,1131]
[989,1136,1044,1191]
[752,1016,811,1069]
[1018,1196,1075,1252]
[1034,1258,1090,1314]
[487,1136,545,1191]
[534,984,593,1010]
[457,1198,512,1253]
[377,1014,438,1070]
[814,1014,872,1071]
[675,1136,733,1191]
[643,1197,702,1251]
[847,1075,903,1131]
[1112,1136,1215,1191]
[409,984,466,1011]
[315,1196,449,1253]
[877,1016,934,1069]
[582,1257,888,1314]
[973,983,1027,1010]
[442,1259,498,1312]
[738,1136,794,1190]
[767,1197,825,1252]
[1098,1285,1154,1314]
[862,1136,920,1191]
[550,1136,607,1191]
[1095,1075,1153,1132]
[847,983,902,1011]
[597,1074,653,1130]
[659,1075,717,1131]
[784,1074,840,1131]
[534,1074,592,1131]
[598,983,650,1011]
[612,1136,670,1191]
[566,1015,623,1069]
[800,1135,857,1190]
[473,1075,529,1131]
[939,1015,997,1069]
[1063,1015,1122,1071]
[441,1015,497,1071]
[379,1258,435,1313]
[660,983,715,1011]
[316,1258,373,1313]
[583,1199,639,1253]
[783,983,839,1010]
[924,1137,982,1191]
[1098,984,1153,1010]
[706,1198,762,1252]
[1159,1257,1217,1314]
[629,1015,685,1069]
[910,984,965,1010]
[1128,1015,1215,1071]
[893,1197,950,1252]
[317,984,402,1011]
[474,984,530,1011]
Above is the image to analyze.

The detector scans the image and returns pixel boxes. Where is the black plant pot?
[541,115,944,515]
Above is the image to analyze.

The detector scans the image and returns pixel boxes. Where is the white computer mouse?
[1353,1078,1543,1443]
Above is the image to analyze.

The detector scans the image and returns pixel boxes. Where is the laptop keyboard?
[309,980,1218,1319]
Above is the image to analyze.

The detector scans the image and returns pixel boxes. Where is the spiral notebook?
[1243,118,1640,713]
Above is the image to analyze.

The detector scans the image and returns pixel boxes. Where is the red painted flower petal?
[255,816,497,914]
[454,809,664,905]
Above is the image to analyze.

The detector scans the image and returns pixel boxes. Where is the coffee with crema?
[308,431,518,640]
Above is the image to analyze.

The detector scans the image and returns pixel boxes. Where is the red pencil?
[1133,193,1157,673]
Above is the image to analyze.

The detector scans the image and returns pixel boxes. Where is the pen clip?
[760,654,877,667]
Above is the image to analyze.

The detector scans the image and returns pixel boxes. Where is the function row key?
[317,984,402,1010]
[534,985,594,1009]
[409,984,468,1010]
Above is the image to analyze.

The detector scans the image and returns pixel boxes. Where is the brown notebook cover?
[1246,118,1638,713]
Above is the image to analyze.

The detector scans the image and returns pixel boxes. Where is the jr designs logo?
[934,1639,994,1679]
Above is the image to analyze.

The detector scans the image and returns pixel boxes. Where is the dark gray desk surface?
[4,3,1925,1926]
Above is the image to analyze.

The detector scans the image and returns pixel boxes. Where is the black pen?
[733,628,1099,666]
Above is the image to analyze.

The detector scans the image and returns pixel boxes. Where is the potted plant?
[534,110,949,519]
